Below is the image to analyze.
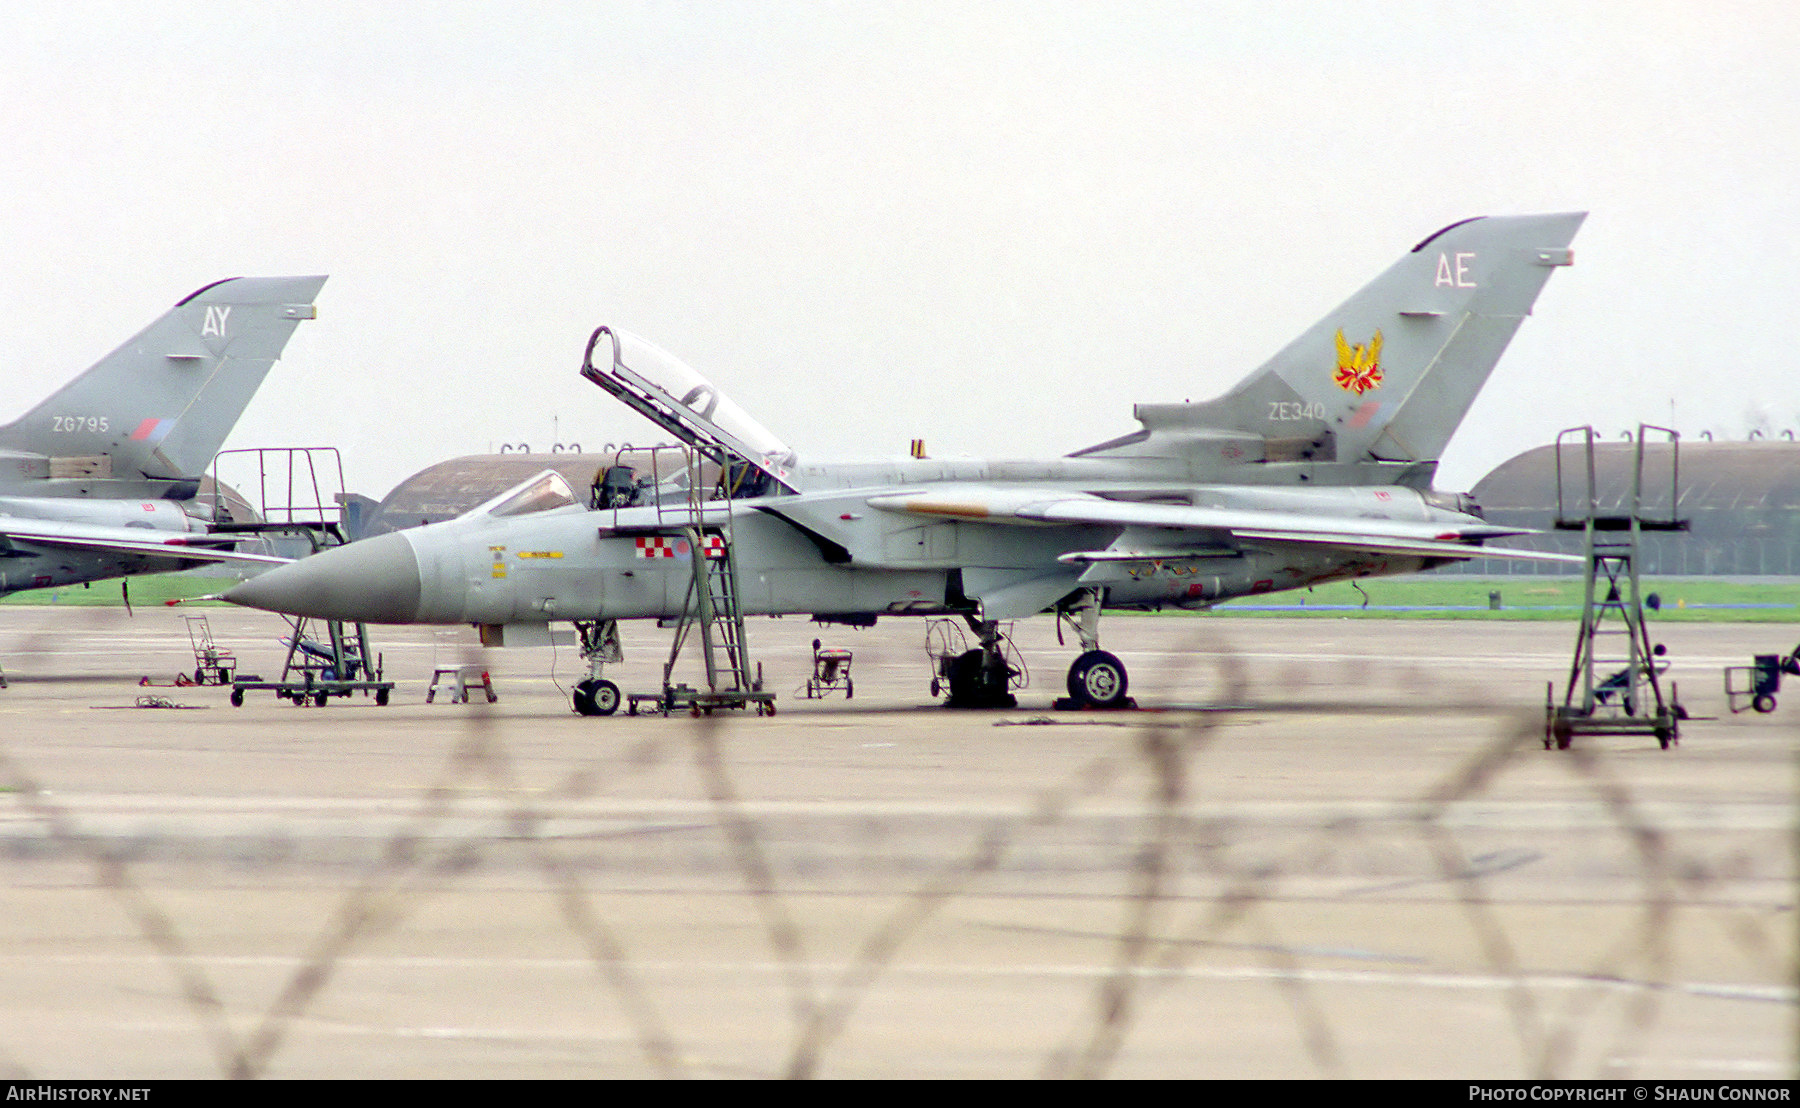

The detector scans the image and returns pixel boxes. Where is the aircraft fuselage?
[245,462,1459,628]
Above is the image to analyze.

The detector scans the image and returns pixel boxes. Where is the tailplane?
[1085,214,1584,479]
[0,276,326,494]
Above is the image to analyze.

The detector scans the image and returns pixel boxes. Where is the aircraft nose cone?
[224,532,423,623]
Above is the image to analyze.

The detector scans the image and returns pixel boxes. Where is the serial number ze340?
[1267,402,1327,422]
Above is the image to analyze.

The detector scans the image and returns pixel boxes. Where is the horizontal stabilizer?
[1,520,291,566]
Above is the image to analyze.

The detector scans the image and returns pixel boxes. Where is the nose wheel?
[573,677,621,716]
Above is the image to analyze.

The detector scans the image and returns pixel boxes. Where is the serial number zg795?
[50,416,109,433]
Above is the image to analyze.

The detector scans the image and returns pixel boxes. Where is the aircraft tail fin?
[0,275,327,488]
[1105,214,1584,476]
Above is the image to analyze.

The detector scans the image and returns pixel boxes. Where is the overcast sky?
[2,1,1795,502]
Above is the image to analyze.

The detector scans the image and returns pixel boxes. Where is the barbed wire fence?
[0,617,1792,1079]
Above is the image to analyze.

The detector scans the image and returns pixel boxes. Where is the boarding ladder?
[581,329,775,715]
[652,446,770,714]
[1544,425,1686,749]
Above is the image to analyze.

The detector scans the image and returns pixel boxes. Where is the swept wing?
[864,486,1579,565]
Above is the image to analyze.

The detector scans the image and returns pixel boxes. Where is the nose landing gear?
[573,677,621,716]
[571,619,623,716]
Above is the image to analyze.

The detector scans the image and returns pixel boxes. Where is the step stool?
[427,664,496,704]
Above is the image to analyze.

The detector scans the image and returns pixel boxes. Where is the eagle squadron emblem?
[1333,329,1383,395]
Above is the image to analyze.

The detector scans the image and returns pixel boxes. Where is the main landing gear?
[926,590,1136,711]
[928,618,1022,709]
[1055,590,1135,711]
[1066,648,1130,708]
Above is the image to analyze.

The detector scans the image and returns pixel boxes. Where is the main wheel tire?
[1753,693,1777,714]
[1067,650,1129,708]
[375,687,390,707]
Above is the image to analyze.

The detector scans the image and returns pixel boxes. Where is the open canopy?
[584,328,800,490]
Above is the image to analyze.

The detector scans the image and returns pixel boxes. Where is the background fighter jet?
[0,276,326,597]
[227,215,1583,712]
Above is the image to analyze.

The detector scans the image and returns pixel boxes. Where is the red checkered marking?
[634,535,688,558]
[633,534,725,559]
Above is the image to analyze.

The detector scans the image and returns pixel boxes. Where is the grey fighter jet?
[0,277,326,596]
[226,215,1583,712]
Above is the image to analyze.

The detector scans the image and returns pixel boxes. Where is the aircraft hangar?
[1454,439,1800,576]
